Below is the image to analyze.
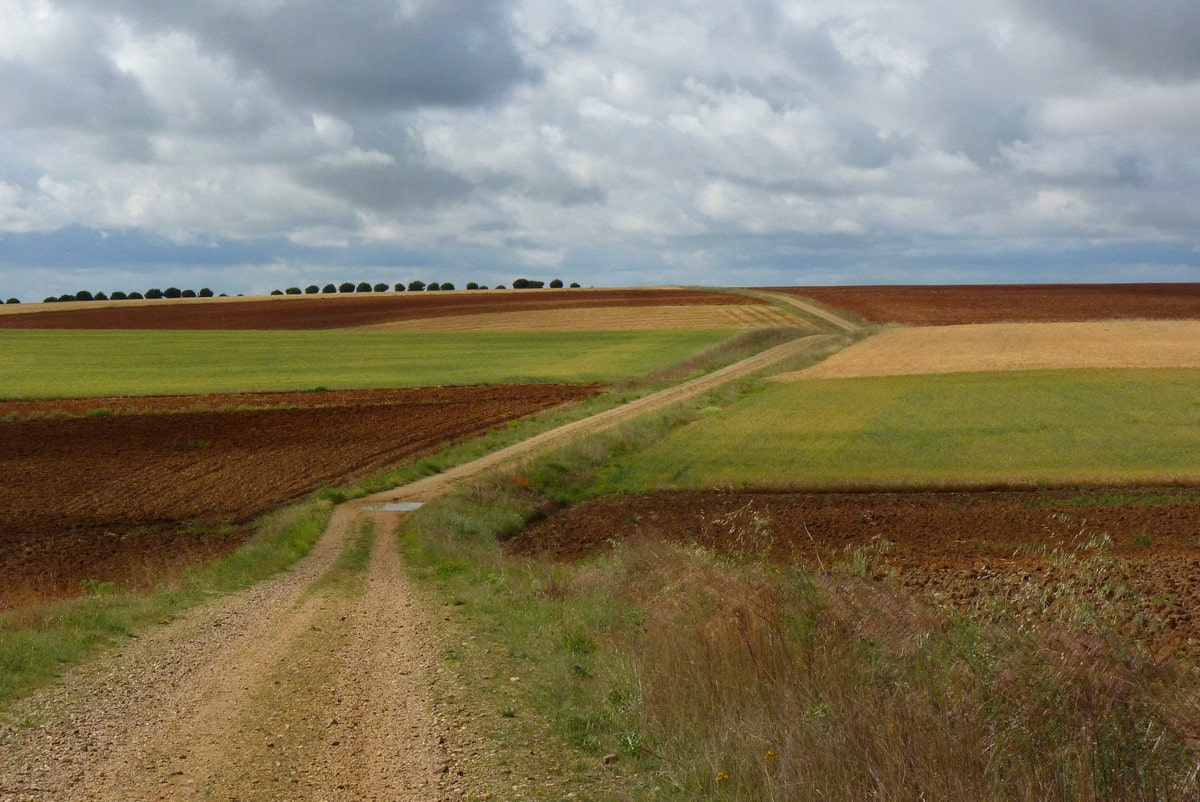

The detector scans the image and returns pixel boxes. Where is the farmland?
[4,283,1200,800]
[779,282,1200,325]
[0,329,733,398]
[0,384,598,606]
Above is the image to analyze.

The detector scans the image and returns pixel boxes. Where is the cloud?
[1013,0,1200,81]
[0,0,1197,299]
[65,0,538,111]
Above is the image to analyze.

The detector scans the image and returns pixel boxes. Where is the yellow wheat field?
[779,320,1200,379]
[361,304,805,332]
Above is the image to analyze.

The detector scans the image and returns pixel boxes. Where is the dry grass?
[360,304,804,332]
[614,538,1200,801]
[784,320,1200,379]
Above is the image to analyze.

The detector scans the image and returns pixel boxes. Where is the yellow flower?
[764,749,777,762]
[715,770,730,783]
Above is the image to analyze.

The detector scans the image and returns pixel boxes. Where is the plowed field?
[0,288,761,330]
[0,384,597,606]
[778,283,1200,325]
[509,489,1200,661]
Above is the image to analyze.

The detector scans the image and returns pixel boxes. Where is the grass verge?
[398,388,1200,800]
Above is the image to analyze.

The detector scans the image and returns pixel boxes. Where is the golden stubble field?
[781,320,1200,379]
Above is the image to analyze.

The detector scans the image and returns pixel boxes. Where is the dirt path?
[0,327,855,800]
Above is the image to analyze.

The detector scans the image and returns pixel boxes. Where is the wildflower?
[764,749,776,762]
[715,770,730,783]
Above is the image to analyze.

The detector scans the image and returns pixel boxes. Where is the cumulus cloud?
[0,0,1197,299]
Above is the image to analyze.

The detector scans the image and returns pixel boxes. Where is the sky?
[1,0,1198,301]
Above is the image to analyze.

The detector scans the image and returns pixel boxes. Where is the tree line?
[267,278,580,295]
[28,277,580,305]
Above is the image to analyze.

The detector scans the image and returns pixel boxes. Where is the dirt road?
[0,329,850,801]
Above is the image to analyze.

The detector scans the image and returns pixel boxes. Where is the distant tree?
[549,278,564,289]
[495,284,506,290]
[6,297,20,304]
[164,287,182,299]
[407,280,426,292]
[428,282,443,291]
[128,291,144,300]
[198,287,214,297]
[270,289,284,295]
[466,282,479,290]
[94,291,109,301]
[570,282,581,288]
[181,289,197,298]
[512,278,528,289]
[111,290,128,301]
[44,296,59,303]
[356,281,372,293]
[285,286,302,295]
[58,293,74,302]
[322,284,337,294]
[75,290,94,301]
[441,281,455,291]
[339,281,355,293]
[393,283,406,292]
[304,285,319,294]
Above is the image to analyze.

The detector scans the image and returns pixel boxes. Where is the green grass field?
[0,329,735,398]
[613,368,1200,489]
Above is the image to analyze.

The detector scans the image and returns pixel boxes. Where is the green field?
[0,329,735,398]
[613,368,1200,489]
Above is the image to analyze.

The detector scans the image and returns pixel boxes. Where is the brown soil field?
[777,283,1200,325]
[0,384,597,606]
[363,303,801,332]
[782,320,1200,379]
[508,489,1200,661]
[0,288,761,330]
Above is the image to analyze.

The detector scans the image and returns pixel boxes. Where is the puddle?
[362,502,424,512]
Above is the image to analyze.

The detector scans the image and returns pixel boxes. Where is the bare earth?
[0,331,836,801]
[782,320,1200,379]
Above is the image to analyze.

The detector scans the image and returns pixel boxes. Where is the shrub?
[44,296,58,303]
[393,283,406,292]
[304,285,319,294]
[58,293,74,302]
[198,288,214,297]
[427,282,441,291]
[550,278,564,288]
[284,286,302,295]
[128,291,144,300]
[5,298,20,304]
[75,290,94,301]
[145,288,163,299]
[322,284,337,294]
[338,282,355,293]
[570,282,581,288]
[355,281,371,292]
[373,282,388,293]
[164,287,182,299]
[110,291,128,301]
[94,292,109,301]
[466,282,479,290]
[513,278,545,289]
[407,280,426,292]
[181,289,197,298]
[441,282,455,291]
[270,289,284,296]
[495,284,506,290]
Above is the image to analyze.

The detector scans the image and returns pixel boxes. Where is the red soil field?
[0,384,597,606]
[509,489,1200,661]
[776,283,1200,325]
[0,289,759,330]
